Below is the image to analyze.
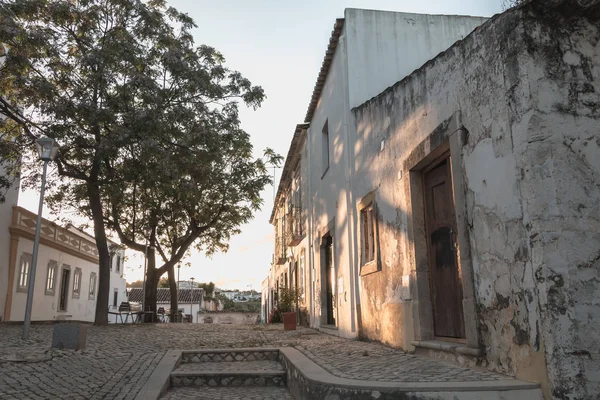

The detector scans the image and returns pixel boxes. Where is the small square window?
[72,268,82,298]
[17,253,33,293]
[89,273,97,300]
[45,260,58,296]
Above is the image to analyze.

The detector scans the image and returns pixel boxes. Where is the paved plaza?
[0,323,512,399]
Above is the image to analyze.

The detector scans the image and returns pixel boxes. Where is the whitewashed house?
[265,1,600,397]
[1,206,127,323]
[127,287,204,322]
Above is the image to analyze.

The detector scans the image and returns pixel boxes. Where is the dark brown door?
[59,269,70,311]
[324,235,336,326]
[423,154,465,338]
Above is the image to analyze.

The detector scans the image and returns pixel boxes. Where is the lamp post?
[23,137,59,340]
[177,262,181,323]
[190,277,195,323]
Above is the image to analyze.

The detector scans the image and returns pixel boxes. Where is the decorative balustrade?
[11,206,99,261]
[274,236,287,265]
[285,206,304,246]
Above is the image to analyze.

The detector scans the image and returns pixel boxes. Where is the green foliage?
[277,287,299,313]
[198,282,215,297]
[0,0,282,322]
[268,308,282,324]
[216,294,235,311]
[126,280,144,288]
[158,277,169,288]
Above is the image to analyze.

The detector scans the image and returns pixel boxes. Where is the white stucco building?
[128,287,204,322]
[264,1,600,397]
[0,169,127,323]
[265,7,486,334]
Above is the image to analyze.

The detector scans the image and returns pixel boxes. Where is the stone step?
[161,386,293,400]
[180,348,279,363]
[170,361,286,388]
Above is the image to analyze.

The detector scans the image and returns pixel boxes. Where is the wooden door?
[423,154,465,338]
[325,236,336,326]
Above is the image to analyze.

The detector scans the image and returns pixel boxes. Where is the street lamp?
[23,137,59,340]
[177,262,181,323]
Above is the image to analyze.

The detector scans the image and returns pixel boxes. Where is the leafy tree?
[216,293,234,311]
[0,0,279,323]
[158,277,169,288]
[126,280,144,288]
[198,282,215,298]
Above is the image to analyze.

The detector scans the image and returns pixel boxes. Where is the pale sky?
[18,0,504,290]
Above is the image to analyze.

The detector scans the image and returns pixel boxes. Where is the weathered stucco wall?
[352,1,600,398]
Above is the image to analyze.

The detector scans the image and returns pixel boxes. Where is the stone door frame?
[404,112,481,352]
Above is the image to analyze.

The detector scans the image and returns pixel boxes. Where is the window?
[322,120,329,177]
[361,204,375,265]
[116,254,121,273]
[72,268,82,298]
[17,253,32,293]
[358,191,380,275]
[45,260,58,296]
[89,273,97,300]
[113,288,118,307]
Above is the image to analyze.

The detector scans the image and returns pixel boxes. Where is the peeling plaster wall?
[352,1,600,398]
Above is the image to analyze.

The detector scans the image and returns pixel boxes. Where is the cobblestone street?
[0,323,512,399]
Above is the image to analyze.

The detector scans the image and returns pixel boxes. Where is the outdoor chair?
[108,302,133,323]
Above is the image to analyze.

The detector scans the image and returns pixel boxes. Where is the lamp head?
[35,137,59,162]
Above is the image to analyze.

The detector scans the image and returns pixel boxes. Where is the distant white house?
[128,287,211,322]
[0,149,127,323]
[1,205,127,323]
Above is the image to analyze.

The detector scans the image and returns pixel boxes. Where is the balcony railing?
[275,236,287,265]
[285,206,304,246]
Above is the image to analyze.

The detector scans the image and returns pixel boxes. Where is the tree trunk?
[144,249,158,322]
[168,264,178,322]
[88,183,110,325]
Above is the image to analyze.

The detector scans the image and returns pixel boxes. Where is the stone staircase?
[161,348,292,399]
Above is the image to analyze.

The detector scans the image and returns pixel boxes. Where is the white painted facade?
[265,8,487,339]
[0,168,19,322]
[107,247,128,323]
[1,206,127,323]
[267,1,600,397]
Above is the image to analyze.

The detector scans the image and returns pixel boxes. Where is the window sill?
[16,287,28,293]
[360,260,380,276]
[45,291,55,296]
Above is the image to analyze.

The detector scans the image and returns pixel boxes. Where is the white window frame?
[45,260,58,296]
[72,267,82,299]
[17,253,33,293]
